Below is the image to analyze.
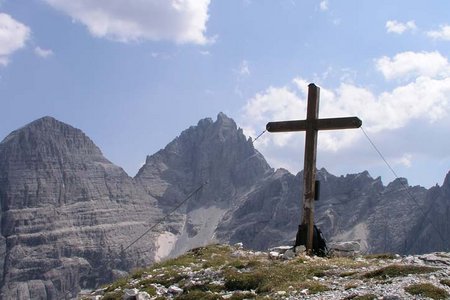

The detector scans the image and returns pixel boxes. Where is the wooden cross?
[266,83,362,254]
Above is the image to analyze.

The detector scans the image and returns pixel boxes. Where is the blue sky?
[1,0,450,188]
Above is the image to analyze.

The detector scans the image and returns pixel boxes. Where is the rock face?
[0,117,163,299]
[135,113,273,257]
[1,114,449,299]
[407,171,450,253]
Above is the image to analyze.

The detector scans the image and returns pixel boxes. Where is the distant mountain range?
[1,114,449,299]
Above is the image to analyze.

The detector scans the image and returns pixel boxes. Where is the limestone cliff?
[135,113,273,257]
[0,117,162,299]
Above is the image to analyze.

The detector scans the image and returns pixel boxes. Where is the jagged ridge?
[0,114,449,299]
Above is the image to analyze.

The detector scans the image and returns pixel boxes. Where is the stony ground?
[81,244,450,300]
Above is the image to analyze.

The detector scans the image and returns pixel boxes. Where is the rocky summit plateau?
[85,243,450,300]
[0,114,449,299]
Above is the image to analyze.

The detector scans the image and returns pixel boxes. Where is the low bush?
[405,283,449,299]
[364,265,439,279]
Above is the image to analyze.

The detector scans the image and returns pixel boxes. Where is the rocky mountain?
[0,114,449,299]
[138,113,449,256]
[0,117,163,299]
[135,112,273,258]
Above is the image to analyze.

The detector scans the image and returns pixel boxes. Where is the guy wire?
[360,126,448,250]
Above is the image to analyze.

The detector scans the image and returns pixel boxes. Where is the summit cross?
[266,83,362,254]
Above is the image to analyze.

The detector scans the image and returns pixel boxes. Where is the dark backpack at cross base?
[294,224,328,257]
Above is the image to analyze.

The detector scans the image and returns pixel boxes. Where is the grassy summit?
[83,244,450,300]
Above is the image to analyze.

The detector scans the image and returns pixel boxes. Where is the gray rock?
[123,288,139,299]
[282,249,295,260]
[329,241,361,252]
[168,285,183,294]
[137,291,152,300]
[295,246,306,254]
[0,117,163,299]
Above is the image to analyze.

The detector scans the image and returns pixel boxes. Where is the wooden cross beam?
[266,83,362,254]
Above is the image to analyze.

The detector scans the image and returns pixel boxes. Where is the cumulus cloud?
[237,60,250,76]
[376,51,450,81]
[34,46,54,58]
[396,153,413,167]
[385,20,416,34]
[0,13,30,66]
[243,75,450,142]
[319,0,329,11]
[427,25,450,41]
[240,52,450,177]
[43,0,212,44]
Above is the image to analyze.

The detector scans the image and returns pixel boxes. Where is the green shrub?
[142,285,157,296]
[102,291,123,300]
[228,292,255,300]
[405,283,449,299]
[440,279,450,287]
[175,290,222,300]
[104,277,129,293]
[364,253,396,260]
[306,281,329,294]
[224,270,265,291]
[364,265,439,279]
[339,271,358,278]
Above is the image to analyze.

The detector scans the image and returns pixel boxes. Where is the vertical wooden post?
[266,82,361,255]
[301,83,320,254]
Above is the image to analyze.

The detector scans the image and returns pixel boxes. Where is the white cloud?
[376,51,450,81]
[241,71,450,174]
[385,20,416,34]
[396,153,412,167]
[0,13,30,66]
[427,25,450,41]
[150,52,173,59]
[238,60,250,76]
[243,84,307,146]
[34,46,54,58]
[234,60,251,97]
[43,0,212,44]
[319,0,329,11]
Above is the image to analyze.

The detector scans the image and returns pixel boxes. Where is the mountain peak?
[23,115,68,130]
[215,112,237,130]
[0,116,103,158]
[217,112,232,121]
[136,113,272,206]
[442,171,450,191]
[33,115,58,123]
